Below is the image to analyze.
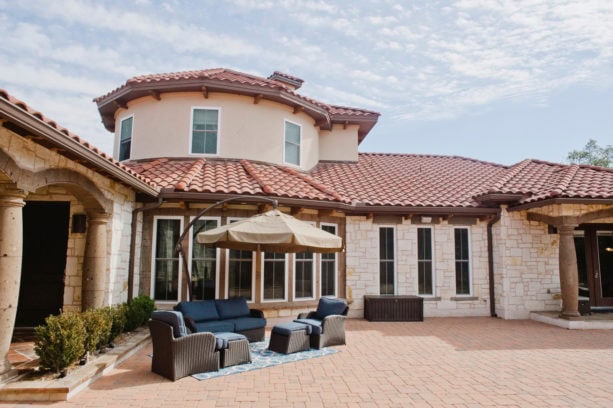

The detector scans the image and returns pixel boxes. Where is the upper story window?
[118,115,133,161]
[284,120,301,166]
[191,108,219,155]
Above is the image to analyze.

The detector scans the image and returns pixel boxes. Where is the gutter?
[487,208,502,317]
[127,196,164,301]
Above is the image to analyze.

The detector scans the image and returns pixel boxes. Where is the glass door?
[595,231,613,306]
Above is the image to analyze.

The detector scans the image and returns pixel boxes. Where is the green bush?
[81,308,112,355]
[104,304,128,346]
[34,312,86,375]
[124,295,155,331]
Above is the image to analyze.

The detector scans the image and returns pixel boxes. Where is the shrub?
[124,295,155,331]
[34,312,85,375]
[81,308,112,355]
[104,304,128,346]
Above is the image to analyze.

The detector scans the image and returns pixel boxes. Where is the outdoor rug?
[191,339,338,380]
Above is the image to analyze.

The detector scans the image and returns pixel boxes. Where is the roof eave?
[0,98,159,196]
[509,197,613,212]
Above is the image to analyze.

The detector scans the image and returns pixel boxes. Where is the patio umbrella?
[196,209,342,253]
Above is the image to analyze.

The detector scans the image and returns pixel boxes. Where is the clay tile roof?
[489,159,613,204]
[0,88,158,193]
[311,153,506,207]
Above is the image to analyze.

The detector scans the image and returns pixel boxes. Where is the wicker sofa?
[294,297,348,349]
[174,297,266,342]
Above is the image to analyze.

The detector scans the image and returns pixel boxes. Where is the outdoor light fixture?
[606,247,613,252]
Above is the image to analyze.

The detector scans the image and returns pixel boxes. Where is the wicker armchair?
[149,317,219,381]
[294,298,348,349]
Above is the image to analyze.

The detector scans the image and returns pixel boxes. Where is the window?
[191,108,219,154]
[118,116,133,161]
[417,228,433,295]
[152,217,182,301]
[284,120,301,166]
[454,228,471,295]
[320,224,338,297]
[226,218,253,300]
[262,252,286,301]
[379,227,395,295]
[190,217,219,300]
[294,251,314,299]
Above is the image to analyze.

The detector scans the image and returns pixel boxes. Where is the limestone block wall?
[1,129,137,311]
[493,208,561,319]
[346,216,490,318]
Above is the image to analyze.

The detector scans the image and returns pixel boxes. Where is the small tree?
[567,139,612,167]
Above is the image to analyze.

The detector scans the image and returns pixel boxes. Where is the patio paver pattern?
[4,317,613,407]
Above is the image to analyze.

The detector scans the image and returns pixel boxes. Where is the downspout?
[487,209,501,317]
[127,196,164,302]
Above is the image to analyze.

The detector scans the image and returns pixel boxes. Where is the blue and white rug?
[191,339,338,380]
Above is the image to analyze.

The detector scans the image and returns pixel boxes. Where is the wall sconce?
[71,213,87,233]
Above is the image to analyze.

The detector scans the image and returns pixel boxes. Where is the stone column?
[0,189,26,380]
[82,212,110,310]
[558,224,580,318]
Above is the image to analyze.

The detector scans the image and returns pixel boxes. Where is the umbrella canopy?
[196,209,343,253]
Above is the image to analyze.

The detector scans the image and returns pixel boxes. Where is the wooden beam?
[293,105,304,114]
[253,94,263,104]
[291,207,305,215]
[149,90,161,101]
[201,85,209,99]
[343,120,349,129]
[403,214,413,221]
[113,100,128,109]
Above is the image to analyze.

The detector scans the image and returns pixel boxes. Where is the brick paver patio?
[3,317,613,407]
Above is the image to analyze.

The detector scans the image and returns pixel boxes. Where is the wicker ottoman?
[268,322,312,354]
[215,332,251,368]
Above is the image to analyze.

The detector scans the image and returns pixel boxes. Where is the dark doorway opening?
[16,201,70,327]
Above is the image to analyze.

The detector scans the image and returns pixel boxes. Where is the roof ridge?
[550,164,580,197]
[358,151,507,168]
[281,166,345,202]
[175,159,206,190]
[240,159,273,194]
[489,159,533,192]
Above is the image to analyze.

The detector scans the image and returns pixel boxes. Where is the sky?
[1,0,612,166]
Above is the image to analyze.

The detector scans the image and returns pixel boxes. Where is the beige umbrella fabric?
[196,209,342,253]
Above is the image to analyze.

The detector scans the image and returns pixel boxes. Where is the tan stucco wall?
[319,125,359,162]
[345,216,491,318]
[0,127,137,309]
[115,92,323,170]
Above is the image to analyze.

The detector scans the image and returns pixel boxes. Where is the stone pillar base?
[0,368,18,384]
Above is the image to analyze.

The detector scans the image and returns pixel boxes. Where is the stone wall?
[1,127,136,311]
[346,216,491,318]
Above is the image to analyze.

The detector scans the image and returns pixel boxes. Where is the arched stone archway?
[0,149,113,379]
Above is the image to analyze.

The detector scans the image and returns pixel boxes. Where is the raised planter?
[364,295,423,322]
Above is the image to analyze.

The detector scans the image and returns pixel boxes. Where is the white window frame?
[293,221,316,300]
[188,216,220,300]
[151,215,183,303]
[379,225,397,296]
[118,114,134,161]
[224,217,255,302]
[283,119,301,167]
[417,227,435,296]
[454,227,472,296]
[260,252,288,303]
[189,106,221,156]
[320,222,338,298]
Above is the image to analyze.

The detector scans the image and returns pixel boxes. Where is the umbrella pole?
[174,196,278,301]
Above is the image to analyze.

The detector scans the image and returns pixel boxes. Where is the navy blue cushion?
[214,332,247,349]
[228,317,267,332]
[215,298,250,320]
[194,320,234,333]
[272,322,312,336]
[175,300,219,322]
[315,297,347,320]
[294,318,323,335]
[151,311,188,338]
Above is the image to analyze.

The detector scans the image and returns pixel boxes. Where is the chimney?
[267,71,304,91]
